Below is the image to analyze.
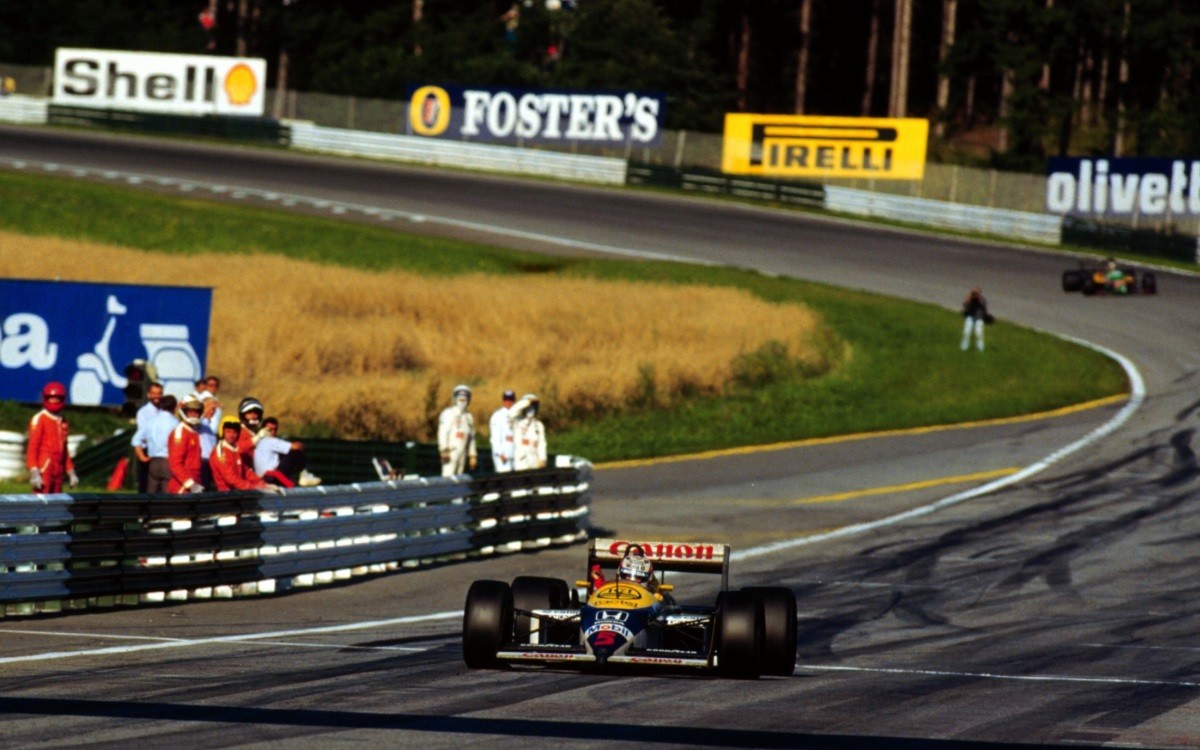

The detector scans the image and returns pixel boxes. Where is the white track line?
[733,337,1143,562]
[0,611,461,665]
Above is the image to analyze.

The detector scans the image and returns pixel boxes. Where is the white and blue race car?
[462,537,796,679]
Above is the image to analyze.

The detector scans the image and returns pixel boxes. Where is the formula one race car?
[462,537,797,679]
[1062,258,1157,295]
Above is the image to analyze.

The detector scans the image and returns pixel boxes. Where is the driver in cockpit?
[615,544,657,590]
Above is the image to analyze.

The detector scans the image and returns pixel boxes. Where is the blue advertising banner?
[0,279,212,406]
[1047,157,1200,217]
[405,84,664,145]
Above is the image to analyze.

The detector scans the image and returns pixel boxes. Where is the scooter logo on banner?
[0,280,212,406]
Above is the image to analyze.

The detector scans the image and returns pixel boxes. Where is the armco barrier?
[47,105,291,146]
[289,121,628,185]
[824,185,1063,245]
[0,456,591,616]
[627,162,825,208]
[0,95,48,124]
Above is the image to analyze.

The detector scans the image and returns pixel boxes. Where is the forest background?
[1,0,1198,172]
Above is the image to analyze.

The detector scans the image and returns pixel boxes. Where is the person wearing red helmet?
[26,382,77,493]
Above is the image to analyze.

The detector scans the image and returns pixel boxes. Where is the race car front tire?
[511,576,571,645]
[1062,270,1084,292]
[463,579,513,668]
[716,590,764,679]
[744,586,798,677]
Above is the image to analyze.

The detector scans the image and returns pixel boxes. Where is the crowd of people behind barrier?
[25,376,549,494]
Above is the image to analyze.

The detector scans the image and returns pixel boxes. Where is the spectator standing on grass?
[254,416,321,487]
[488,389,516,473]
[147,394,178,493]
[511,393,547,471]
[130,381,164,493]
[438,384,478,477]
[960,286,991,352]
[167,395,205,493]
[26,381,77,493]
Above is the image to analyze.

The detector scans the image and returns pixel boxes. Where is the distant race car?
[462,537,797,679]
[1062,259,1157,296]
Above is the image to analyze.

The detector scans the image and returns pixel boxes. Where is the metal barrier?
[627,162,825,208]
[289,121,628,185]
[46,106,291,146]
[824,185,1063,245]
[0,95,48,124]
[0,455,591,616]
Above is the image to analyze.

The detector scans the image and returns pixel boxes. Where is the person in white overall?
[489,389,517,473]
[438,384,478,476]
[510,393,547,471]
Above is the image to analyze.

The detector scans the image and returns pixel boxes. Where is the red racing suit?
[209,438,266,491]
[27,409,73,493]
[167,422,203,493]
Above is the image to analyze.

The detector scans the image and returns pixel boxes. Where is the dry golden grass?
[0,231,837,439]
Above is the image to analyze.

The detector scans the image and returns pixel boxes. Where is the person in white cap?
[438,384,478,476]
[510,393,547,471]
[488,389,516,473]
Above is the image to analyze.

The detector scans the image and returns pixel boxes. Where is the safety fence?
[0,456,591,616]
[289,121,628,184]
[46,105,291,146]
[627,162,824,209]
[823,185,1063,245]
[0,95,47,125]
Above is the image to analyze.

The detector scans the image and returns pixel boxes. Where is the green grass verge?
[0,169,1128,465]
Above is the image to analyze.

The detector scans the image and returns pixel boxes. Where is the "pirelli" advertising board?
[722,114,929,180]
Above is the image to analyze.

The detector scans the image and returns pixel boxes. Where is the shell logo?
[223,63,258,107]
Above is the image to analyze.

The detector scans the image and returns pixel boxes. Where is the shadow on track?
[0,696,1110,749]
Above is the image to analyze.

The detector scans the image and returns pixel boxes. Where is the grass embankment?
[0,169,1128,465]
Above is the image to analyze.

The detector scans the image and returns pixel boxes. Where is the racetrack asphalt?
[2,125,1200,749]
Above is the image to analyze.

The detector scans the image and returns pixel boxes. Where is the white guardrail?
[0,455,593,616]
[0,95,48,124]
[288,120,629,185]
[824,185,1063,245]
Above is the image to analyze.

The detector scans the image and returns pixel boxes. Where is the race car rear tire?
[744,587,797,677]
[463,579,513,669]
[511,576,571,645]
[1062,270,1084,292]
[1142,271,1157,294]
[716,590,763,679]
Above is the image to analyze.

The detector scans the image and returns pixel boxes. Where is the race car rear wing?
[589,537,730,590]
